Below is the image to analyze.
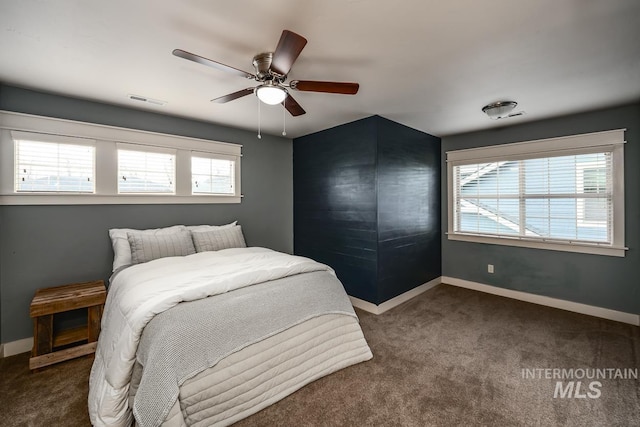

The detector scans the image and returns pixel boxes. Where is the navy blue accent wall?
[294,116,441,305]
[294,117,378,302]
[442,103,639,315]
[377,117,442,302]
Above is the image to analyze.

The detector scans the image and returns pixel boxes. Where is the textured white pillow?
[191,225,247,252]
[127,230,196,265]
[109,225,187,272]
[186,221,237,232]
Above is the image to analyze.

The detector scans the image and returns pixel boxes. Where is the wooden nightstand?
[29,280,106,370]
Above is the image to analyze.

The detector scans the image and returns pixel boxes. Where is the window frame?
[190,151,238,196]
[12,131,97,194]
[117,143,177,195]
[0,110,242,205]
[446,129,626,257]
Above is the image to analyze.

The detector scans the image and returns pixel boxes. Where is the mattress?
[130,314,372,426]
[90,248,372,426]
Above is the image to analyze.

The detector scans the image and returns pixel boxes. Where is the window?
[0,110,242,204]
[191,154,235,195]
[577,163,608,225]
[447,129,626,257]
[13,132,95,193]
[118,146,175,194]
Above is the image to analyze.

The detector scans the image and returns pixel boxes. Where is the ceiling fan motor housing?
[253,52,279,81]
[173,29,357,117]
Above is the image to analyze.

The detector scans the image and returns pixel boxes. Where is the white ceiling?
[1,0,639,139]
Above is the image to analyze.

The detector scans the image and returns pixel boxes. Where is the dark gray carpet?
[1,284,638,426]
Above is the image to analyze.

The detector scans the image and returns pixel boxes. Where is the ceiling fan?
[173,30,359,117]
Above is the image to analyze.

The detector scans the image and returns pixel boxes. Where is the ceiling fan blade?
[290,80,359,95]
[211,88,255,103]
[173,49,254,79]
[284,94,306,116]
[270,30,308,76]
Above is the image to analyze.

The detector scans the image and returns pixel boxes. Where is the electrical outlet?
[488,264,494,274]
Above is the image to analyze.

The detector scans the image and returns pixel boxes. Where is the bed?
[88,224,372,427]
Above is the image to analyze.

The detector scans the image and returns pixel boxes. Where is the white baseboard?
[1,337,33,358]
[3,276,635,357]
[350,277,442,315]
[442,276,640,326]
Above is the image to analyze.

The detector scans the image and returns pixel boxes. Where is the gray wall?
[442,103,639,315]
[0,84,293,343]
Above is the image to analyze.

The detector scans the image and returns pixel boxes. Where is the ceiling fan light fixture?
[256,84,287,105]
[174,30,357,117]
[482,101,518,120]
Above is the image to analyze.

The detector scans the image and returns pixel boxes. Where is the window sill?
[0,194,242,205]
[447,232,626,257]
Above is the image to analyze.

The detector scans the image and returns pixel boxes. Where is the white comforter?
[88,247,334,427]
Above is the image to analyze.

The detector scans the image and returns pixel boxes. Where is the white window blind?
[14,137,95,193]
[2,111,242,204]
[453,152,612,244]
[191,156,235,195]
[446,129,625,257]
[118,147,175,194]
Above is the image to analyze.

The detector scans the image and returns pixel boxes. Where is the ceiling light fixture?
[482,101,522,120]
[256,83,287,105]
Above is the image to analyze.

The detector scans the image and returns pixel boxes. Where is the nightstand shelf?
[29,280,106,370]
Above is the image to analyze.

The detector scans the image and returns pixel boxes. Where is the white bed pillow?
[127,230,196,265]
[109,225,187,272]
[186,221,237,232]
[191,225,247,252]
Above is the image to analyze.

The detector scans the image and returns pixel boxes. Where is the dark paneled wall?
[0,84,293,343]
[442,103,639,315]
[377,117,441,302]
[294,118,378,302]
[294,116,441,305]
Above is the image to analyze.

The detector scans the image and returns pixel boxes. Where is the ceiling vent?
[128,94,167,106]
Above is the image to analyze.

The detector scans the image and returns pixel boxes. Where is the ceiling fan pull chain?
[175,30,359,124]
[282,102,287,136]
[257,97,262,139]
